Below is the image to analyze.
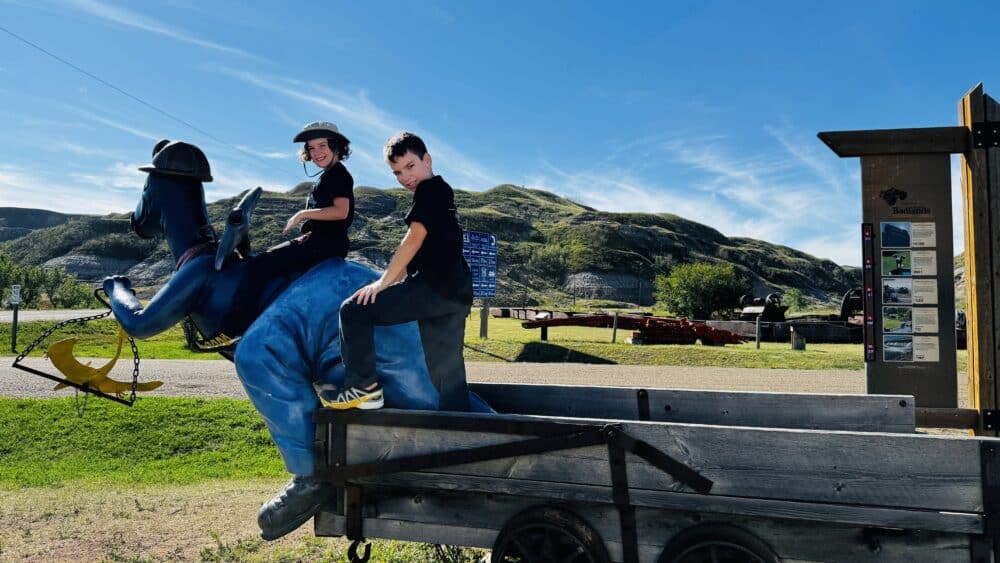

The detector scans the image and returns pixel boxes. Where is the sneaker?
[320,383,384,410]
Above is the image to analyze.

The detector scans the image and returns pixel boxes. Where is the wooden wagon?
[312,383,1000,562]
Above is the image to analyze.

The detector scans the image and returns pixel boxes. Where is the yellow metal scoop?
[46,328,162,397]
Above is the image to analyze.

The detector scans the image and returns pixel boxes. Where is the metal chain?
[13,308,113,365]
[128,333,140,405]
[14,288,142,409]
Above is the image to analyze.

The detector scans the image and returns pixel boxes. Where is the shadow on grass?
[514,342,616,364]
[464,343,514,362]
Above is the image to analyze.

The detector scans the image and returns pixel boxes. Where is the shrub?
[655,262,751,319]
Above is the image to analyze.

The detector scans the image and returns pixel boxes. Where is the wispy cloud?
[59,0,257,59]
[0,111,91,131]
[765,123,854,195]
[212,66,500,189]
[68,161,146,191]
[234,145,292,160]
[68,105,161,141]
[206,162,290,202]
[0,163,136,213]
[54,141,127,160]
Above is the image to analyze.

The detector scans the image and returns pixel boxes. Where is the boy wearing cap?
[324,132,473,411]
[229,122,355,331]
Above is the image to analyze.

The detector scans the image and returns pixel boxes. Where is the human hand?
[283,212,305,235]
[350,280,385,306]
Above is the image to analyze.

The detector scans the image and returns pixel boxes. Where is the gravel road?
[2,308,110,323]
[2,356,872,398]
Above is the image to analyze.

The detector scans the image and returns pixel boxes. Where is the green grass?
[467,317,869,369]
[4,318,195,359]
[0,397,284,488]
[6,315,971,371]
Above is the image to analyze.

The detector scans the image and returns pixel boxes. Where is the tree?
[784,288,805,312]
[655,262,751,319]
[40,267,69,305]
[52,277,95,308]
[0,253,95,309]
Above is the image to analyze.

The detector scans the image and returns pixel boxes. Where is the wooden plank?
[336,411,989,512]
[986,93,1000,432]
[818,127,969,157]
[959,83,997,435]
[469,383,916,432]
[342,472,983,533]
[916,407,980,429]
[315,490,973,563]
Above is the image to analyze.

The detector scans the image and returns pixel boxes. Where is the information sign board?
[462,231,497,298]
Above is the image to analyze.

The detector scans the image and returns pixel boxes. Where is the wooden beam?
[987,93,1000,437]
[343,472,983,534]
[959,83,998,436]
[818,127,969,157]
[915,407,979,429]
[469,383,915,433]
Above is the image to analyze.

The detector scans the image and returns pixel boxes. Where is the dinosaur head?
[131,140,214,258]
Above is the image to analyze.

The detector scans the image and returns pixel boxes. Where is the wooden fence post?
[959,83,999,435]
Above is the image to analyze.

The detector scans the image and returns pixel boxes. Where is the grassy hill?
[0,184,860,306]
[0,207,86,242]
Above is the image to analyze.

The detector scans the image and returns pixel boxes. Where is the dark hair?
[384,131,428,163]
[299,134,351,163]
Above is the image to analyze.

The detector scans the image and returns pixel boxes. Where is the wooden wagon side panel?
[337,411,986,513]
[469,383,916,432]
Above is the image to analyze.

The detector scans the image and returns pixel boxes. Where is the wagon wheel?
[492,506,610,563]
[658,524,779,563]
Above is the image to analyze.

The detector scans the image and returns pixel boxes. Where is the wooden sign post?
[819,83,1000,433]
[819,134,959,409]
[958,84,1000,434]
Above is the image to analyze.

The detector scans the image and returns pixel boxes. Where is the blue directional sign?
[462,230,497,298]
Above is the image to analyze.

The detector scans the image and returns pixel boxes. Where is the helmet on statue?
[138,140,213,182]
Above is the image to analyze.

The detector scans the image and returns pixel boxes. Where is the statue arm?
[103,264,205,339]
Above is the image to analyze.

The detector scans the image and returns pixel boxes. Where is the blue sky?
[0,0,996,266]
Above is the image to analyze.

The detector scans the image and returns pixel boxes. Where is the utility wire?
[0,24,291,177]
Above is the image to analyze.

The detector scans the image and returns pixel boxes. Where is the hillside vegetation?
[0,207,84,242]
[0,184,859,306]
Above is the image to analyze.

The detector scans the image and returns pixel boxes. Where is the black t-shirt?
[404,176,472,303]
[302,161,354,257]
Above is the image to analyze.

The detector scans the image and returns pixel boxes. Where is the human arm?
[283,196,350,235]
[350,221,427,305]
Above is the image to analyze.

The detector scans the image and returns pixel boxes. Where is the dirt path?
[0,479,346,562]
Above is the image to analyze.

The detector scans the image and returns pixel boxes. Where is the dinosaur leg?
[234,311,317,476]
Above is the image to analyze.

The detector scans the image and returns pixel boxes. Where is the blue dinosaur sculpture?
[103,141,490,482]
